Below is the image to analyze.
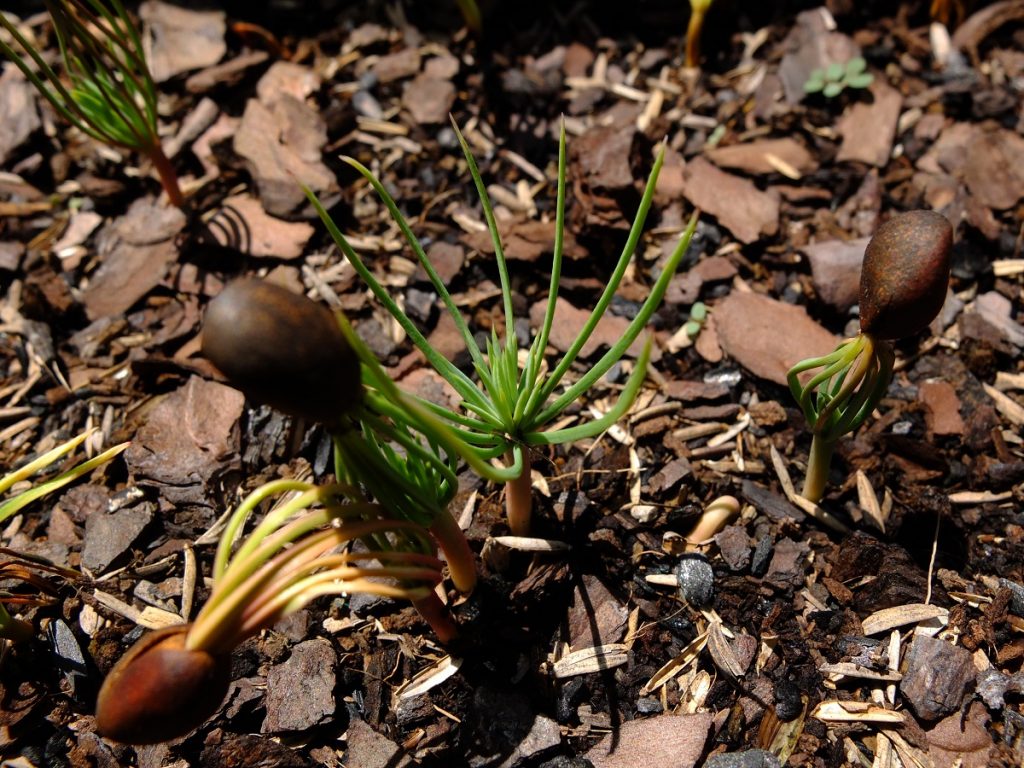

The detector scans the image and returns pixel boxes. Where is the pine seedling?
[0,1,183,206]
[788,211,952,503]
[0,429,127,641]
[308,119,698,536]
[95,479,447,744]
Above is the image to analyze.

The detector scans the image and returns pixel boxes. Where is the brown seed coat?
[859,210,953,340]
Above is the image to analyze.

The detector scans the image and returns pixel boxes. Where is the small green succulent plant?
[803,57,874,99]
[0,1,183,206]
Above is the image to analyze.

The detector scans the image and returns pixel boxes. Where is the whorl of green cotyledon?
[307,118,698,534]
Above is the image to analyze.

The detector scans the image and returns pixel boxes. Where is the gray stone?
[81,502,154,573]
[900,634,975,722]
[705,749,782,768]
[676,554,715,607]
[262,638,337,732]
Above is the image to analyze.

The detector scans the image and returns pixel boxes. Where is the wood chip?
[489,536,570,552]
[983,383,1024,426]
[949,490,1014,504]
[395,655,462,699]
[856,470,885,533]
[819,662,902,682]
[640,631,708,694]
[93,590,185,630]
[553,644,631,678]
[812,700,904,724]
[861,603,948,635]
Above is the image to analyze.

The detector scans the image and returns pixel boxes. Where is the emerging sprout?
[858,210,953,340]
[454,0,482,34]
[201,280,362,426]
[685,0,715,69]
[307,119,697,536]
[0,429,127,642]
[94,624,229,745]
[803,58,874,99]
[788,210,953,503]
[0,2,183,206]
[96,479,446,744]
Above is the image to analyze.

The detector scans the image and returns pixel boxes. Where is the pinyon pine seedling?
[201,279,482,599]
[308,119,698,536]
[0,429,127,642]
[0,1,183,206]
[788,210,952,503]
[95,478,446,744]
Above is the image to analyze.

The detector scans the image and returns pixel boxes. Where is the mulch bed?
[2,0,1024,766]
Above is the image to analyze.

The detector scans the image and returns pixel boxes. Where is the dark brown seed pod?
[202,279,361,425]
[95,624,230,745]
[859,210,953,340]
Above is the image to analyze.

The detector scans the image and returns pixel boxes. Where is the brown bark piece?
[402,75,455,124]
[567,575,629,648]
[706,138,818,176]
[801,237,869,313]
[140,1,226,82]
[343,718,414,768]
[926,701,992,768]
[576,124,636,193]
[837,81,902,167]
[262,638,337,733]
[713,292,838,385]
[585,713,712,768]
[682,157,779,244]
[963,126,1024,210]
[528,297,641,359]
[0,71,40,166]
[918,379,966,436]
[234,97,334,218]
[125,376,245,505]
[256,61,322,104]
[373,48,421,83]
[208,194,315,259]
[82,198,186,320]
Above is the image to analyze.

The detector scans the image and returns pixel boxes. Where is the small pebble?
[704,367,742,388]
[999,578,1024,616]
[352,90,383,119]
[636,697,663,715]
[751,534,773,577]
[676,554,715,607]
[704,749,782,768]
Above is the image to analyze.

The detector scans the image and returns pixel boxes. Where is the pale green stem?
[429,510,477,594]
[504,448,533,536]
[802,436,835,504]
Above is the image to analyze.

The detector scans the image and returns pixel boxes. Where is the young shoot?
[788,210,952,503]
[202,279,483,597]
[0,429,127,643]
[0,1,183,206]
[95,479,447,744]
[308,119,698,536]
[686,0,715,68]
